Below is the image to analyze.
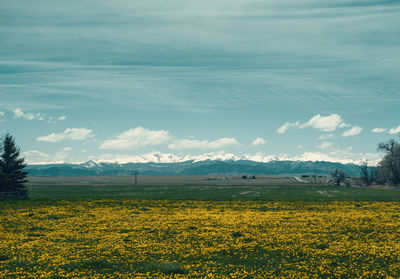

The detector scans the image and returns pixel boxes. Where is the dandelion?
[0,200,399,278]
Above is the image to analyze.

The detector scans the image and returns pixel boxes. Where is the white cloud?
[371,128,387,133]
[23,150,51,163]
[278,114,354,134]
[389,125,400,135]
[37,128,93,142]
[23,147,72,164]
[100,126,242,151]
[14,108,44,121]
[318,134,334,140]
[338,122,351,128]
[317,141,333,150]
[300,114,344,132]
[53,147,72,162]
[342,126,363,137]
[47,115,67,124]
[13,108,66,123]
[100,126,170,150]
[63,150,383,166]
[0,111,4,116]
[251,137,267,146]
[168,137,240,150]
[292,150,383,166]
[277,121,299,134]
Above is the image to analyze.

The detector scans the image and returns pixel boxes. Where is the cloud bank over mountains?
[24,111,397,166]
[100,127,171,150]
[97,126,241,151]
[23,149,383,166]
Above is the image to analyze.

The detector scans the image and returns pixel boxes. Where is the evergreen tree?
[0,133,28,197]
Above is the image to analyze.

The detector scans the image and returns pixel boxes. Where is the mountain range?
[26,159,364,177]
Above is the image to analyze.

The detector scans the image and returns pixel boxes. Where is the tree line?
[332,136,400,187]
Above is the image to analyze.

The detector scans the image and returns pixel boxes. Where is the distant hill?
[26,160,363,177]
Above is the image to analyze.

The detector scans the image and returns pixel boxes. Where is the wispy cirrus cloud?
[1,0,399,114]
[37,128,93,142]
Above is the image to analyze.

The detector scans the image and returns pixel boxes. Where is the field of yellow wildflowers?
[1,200,400,278]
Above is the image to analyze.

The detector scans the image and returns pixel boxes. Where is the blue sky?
[1,0,399,164]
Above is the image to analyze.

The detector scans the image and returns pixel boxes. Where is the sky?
[1,0,399,165]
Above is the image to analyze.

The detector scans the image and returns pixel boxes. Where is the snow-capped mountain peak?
[83,151,382,166]
[80,160,103,168]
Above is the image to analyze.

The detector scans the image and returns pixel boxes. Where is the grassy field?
[26,175,400,201]
[1,199,400,278]
[1,176,399,278]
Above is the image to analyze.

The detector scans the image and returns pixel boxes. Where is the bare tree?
[377,138,400,186]
[331,169,347,186]
[359,160,375,186]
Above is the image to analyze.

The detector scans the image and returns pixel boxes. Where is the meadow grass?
[26,184,400,201]
[1,199,400,278]
[1,177,399,278]
[25,175,400,201]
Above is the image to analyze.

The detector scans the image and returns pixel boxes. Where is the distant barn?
[242,175,256,179]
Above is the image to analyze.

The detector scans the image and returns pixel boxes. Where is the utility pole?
[135,171,138,186]
[314,168,317,184]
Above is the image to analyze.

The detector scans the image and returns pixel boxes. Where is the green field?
[25,175,400,201]
[1,199,400,278]
[2,176,400,278]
